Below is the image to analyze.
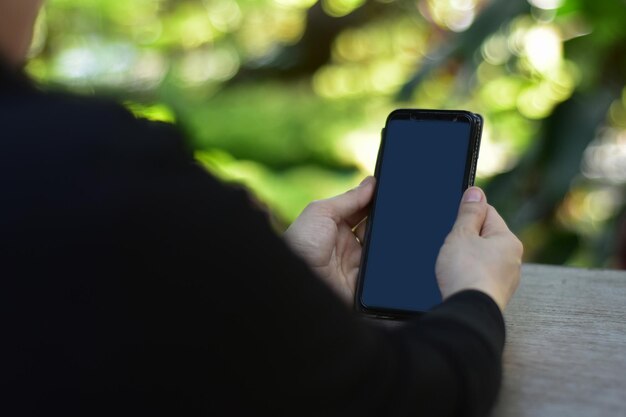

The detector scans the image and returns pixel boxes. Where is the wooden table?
[492,264,626,417]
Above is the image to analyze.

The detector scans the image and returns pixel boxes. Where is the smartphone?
[355,109,482,319]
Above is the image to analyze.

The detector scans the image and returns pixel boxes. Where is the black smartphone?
[355,109,482,319]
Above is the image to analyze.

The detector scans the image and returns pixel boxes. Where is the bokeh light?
[419,0,481,32]
[25,0,626,268]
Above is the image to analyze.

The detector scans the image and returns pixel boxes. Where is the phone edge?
[354,109,483,320]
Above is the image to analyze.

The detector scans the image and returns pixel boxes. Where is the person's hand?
[435,187,523,312]
[284,177,376,305]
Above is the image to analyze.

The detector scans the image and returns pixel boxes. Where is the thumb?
[323,176,375,226]
[452,187,488,236]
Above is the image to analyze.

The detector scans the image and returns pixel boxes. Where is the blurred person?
[0,1,522,416]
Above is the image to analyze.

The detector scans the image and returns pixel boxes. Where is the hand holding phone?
[436,187,523,313]
[286,108,522,317]
[284,177,376,304]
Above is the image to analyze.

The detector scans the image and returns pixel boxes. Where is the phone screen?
[359,114,476,314]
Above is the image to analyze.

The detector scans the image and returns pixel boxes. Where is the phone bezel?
[354,109,483,320]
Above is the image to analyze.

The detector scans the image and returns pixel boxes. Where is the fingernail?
[359,176,373,186]
[463,187,483,202]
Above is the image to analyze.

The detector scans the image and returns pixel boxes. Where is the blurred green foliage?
[28,0,626,268]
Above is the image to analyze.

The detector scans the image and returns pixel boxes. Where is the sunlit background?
[27,0,626,269]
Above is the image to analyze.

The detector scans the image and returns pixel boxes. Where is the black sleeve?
[107,117,506,417]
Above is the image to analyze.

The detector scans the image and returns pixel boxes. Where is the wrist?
[443,285,505,313]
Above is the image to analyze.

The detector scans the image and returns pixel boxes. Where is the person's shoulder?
[3,88,190,162]
[8,87,134,126]
[36,90,167,138]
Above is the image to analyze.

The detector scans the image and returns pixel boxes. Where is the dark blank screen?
[361,118,471,312]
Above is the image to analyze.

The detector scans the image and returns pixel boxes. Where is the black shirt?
[0,64,505,416]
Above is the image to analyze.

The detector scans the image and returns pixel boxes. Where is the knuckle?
[307,200,324,210]
[304,200,325,214]
[462,204,483,217]
[305,200,335,219]
[452,224,474,237]
[304,200,320,211]
[344,188,357,197]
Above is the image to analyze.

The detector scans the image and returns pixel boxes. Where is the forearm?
[343,290,504,417]
[410,290,505,416]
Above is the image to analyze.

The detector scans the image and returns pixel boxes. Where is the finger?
[481,204,511,237]
[354,217,368,242]
[323,176,375,227]
[452,187,488,236]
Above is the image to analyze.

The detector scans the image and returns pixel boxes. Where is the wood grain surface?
[492,264,626,417]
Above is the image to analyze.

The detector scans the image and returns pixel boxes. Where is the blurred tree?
[232,0,394,80]
[27,0,626,268]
